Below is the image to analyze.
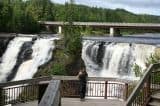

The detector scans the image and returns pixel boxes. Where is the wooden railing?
[60,78,133,100]
[126,63,160,106]
[0,77,51,105]
[0,76,133,106]
[39,80,61,106]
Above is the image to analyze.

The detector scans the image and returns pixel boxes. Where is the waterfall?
[0,37,32,82]
[12,37,58,81]
[82,40,156,99]
[82,40,156,80]
[82,40,101,75]
[2,36,59,101]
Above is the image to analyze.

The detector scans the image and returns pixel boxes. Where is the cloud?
[51,0,160,16]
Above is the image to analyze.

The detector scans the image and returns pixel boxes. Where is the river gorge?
[0,33,160,83]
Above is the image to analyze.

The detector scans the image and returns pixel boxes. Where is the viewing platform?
[1,63,160,106]
[13,98,125,106]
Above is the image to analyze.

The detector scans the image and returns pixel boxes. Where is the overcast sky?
[51,0,160,16]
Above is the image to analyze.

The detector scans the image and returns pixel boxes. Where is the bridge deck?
[12,98,125,106]
[39,21,160,29]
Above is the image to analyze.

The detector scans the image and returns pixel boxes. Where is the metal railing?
[2,84,38,105]
[39,80,61,106]
[0,76,133,105]
[0,77,51,106]
[126,63,160,106]
[86,81,128,99]
[59,77,133,100]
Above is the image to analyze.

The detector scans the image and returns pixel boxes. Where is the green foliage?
[51,63,67,75]
[63,26,82,56]
[1,0,160,33]
[0,0,53,33]
[133,63,143,77]
[63,1,82,58]
[146,53,160,65]
[133,52,160,78]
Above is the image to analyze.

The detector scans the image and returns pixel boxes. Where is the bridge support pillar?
[58,26,62,34]
[109,27,121,37]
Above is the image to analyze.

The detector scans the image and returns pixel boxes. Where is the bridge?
[0,63,160,106]
[39,21,160,36]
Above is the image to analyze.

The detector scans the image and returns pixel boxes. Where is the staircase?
[126,63,160,106]
[148,92,160,106]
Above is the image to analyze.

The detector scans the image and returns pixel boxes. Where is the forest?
[1,0,160,33]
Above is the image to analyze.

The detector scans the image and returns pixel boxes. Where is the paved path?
[12,98,125,106]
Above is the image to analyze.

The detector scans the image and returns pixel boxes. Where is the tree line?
[0,0,160,33]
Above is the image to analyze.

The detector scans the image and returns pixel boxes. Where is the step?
[148,101,160,106]
[151,93,160,100]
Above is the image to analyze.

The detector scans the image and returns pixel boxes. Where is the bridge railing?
[0,76,133,105]
[126,63,160,106]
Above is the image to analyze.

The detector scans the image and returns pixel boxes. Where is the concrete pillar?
[109,27,114,36]
[109,27,121,37]
[58,26,62,34]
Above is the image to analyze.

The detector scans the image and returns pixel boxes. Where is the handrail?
[0,76,132,88]
[52,76,133,83]
[126,63,160,106]
[0,75,133,105]
[0,76,52,87]
[39,80,61,106]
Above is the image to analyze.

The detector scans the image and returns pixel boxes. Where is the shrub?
[51,64,67,75]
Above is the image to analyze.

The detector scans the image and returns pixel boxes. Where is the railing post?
[38,80,61,106]
[38,83,48,103]
[105,81,108,99]
[0,88,4,106]
[124,83,128,101]
[146,76,151,97]
[59,89,61,106]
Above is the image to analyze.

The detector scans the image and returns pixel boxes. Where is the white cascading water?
[12,37,58,81]
[0,37,32,82]
[82,40,156,99]
[0,36,62,103]
[82,41,100,75]
[6,37,59,101]
[133,44,156,71]
[82,40,156,79]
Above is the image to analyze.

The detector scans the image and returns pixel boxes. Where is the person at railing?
[77,67,88,101]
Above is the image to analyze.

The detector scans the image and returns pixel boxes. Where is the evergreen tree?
[63,0,82,58]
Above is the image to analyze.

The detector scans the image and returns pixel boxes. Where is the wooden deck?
[62,98,125,106]
[13,98,125,106]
